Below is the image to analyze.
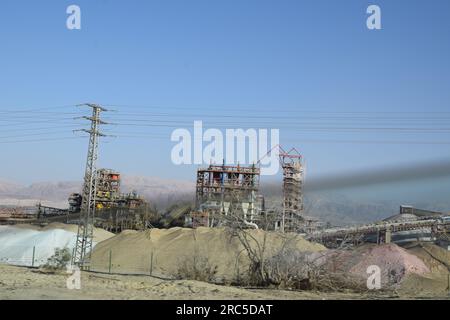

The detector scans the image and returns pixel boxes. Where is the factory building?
[190,164,260,228]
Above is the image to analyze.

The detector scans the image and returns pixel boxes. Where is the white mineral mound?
[0,223,113,267]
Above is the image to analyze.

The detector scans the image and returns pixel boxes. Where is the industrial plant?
[0,104,449,259]
[0,103,449,301]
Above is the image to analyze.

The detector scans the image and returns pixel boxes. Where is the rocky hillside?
[0,176,194,210]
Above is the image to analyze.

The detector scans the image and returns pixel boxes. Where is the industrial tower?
[193,163,260,227]
[279,147,304,233]
[72,103,108,268]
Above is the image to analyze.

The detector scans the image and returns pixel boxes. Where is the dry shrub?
[40,247,71,273]
[263,248,369,292]
[264,249,315,289]
[239,242,368,292]
[175,254,218,282]
[308,267,369,292]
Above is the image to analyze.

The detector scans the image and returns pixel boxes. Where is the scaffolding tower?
[95,169,121,209]
[279,147,304,232]
[192,163,260,227]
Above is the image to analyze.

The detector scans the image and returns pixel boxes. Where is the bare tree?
[222,212,373,292]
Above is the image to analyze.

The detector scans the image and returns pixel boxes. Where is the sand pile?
[0,223,113,267]
[91,227,326,281]
[325,244,430,287]
[405,243,450,274]
[397,243,450,296]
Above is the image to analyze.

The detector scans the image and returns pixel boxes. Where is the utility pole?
[72,103,108,269]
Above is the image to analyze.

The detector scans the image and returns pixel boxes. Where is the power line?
[1,103,449,117]
[0,137,84,144]
[0,120,85,127]
[107,134,450,145]
[0,130,81,139]
[108,122,450,133]
[0,105,78,113]
[1,102,450,145]
[0,125,82,134]
[4,105,450,126]
[102,111,450,121]
[102,104,450,114]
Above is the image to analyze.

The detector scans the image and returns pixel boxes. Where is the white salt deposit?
[0,225,98,267]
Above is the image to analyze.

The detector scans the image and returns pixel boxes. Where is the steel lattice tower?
[72,103,108,268]
[279,147,304,233]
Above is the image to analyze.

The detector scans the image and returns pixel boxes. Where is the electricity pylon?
[72,103,108,269]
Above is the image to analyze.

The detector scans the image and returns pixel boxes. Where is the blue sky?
[0,0,450,197]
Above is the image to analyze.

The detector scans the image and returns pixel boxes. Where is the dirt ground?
[1,225,450,300]
[1,264,449,300]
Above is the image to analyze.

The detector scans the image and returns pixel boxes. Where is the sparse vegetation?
[175,254,218,282]
[224,214,372,292]
[41,247,71,272]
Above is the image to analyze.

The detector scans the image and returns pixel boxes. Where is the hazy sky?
[1,0,450,192]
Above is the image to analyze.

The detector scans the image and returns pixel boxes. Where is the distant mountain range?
[0,176,194,210]
[0,177,448,227]
[260,184,395,226]
[260,183,450,226]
